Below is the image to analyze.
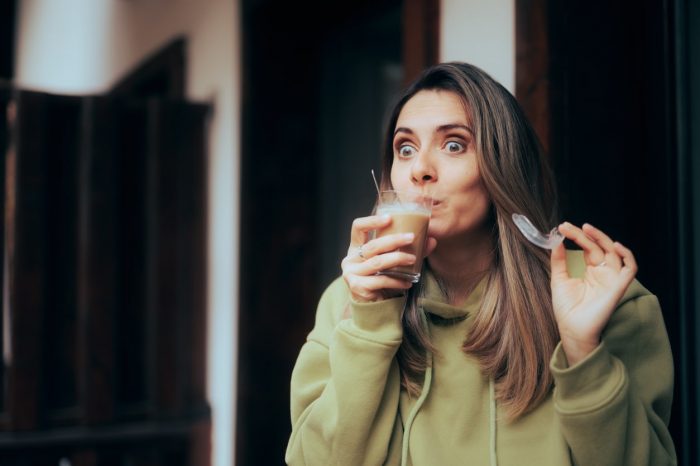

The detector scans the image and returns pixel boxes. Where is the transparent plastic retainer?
[512,213,564,250]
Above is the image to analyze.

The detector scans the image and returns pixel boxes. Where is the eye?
[444,141,465,153]
[397,144,417,158]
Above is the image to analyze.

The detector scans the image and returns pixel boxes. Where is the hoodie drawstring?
[400,352,433,466]
[489,377,498,466]
[401,367,498,466]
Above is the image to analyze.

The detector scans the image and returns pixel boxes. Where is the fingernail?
[403,233,415,240]
[381,214,391,221]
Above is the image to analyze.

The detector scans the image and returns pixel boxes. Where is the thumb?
[550,240,569,281]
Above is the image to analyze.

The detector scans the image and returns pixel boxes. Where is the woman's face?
[390,89,492,242]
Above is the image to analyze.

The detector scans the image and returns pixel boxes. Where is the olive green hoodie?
[286,251,677,465]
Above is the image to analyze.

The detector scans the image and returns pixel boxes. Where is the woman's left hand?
[550,222,638,365]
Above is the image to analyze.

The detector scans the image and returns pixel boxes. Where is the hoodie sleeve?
[550,289,677,466]
[285,278,404,466]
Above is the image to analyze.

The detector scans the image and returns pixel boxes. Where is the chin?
[427,224,447,239]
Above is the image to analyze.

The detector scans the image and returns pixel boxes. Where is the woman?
[285,62,676,465]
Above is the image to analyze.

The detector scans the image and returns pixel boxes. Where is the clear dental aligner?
[512,213,564,250]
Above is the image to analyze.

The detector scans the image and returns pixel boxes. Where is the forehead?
[396,89,470,128]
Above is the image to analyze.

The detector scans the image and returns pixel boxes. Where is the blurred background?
[0,0,698,465]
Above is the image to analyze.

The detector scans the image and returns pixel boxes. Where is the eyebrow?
[394,123,474,136]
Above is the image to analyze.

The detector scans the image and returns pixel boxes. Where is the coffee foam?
[377,202,431,215]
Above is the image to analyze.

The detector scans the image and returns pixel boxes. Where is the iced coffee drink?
[375,190,432,283]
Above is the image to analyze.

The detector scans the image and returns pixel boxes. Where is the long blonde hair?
[381,62,559,420]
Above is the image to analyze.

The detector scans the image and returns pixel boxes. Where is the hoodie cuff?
[550,341,627,415]
[340,297,405,343]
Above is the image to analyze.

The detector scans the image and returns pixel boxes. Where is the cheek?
[454,177,491,218]
[448,168,483,197]
[390,163,407,188]
[472,183,491,213]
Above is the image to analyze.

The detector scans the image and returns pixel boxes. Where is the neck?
[427,229,494,305]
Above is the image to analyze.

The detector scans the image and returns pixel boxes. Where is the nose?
[410,150,437,186]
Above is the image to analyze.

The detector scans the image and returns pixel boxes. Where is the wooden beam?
[403,0,441,86]
[5,91,47,431]
[515,0,551,154]
[77,97,117,425]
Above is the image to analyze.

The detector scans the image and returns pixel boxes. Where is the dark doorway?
[517,0,692,463]
[237,1,405,464]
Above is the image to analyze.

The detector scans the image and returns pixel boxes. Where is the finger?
[349,214,392,246]
[550,240,569,280]
[360,232,416,259]
[558,222,605,266]
[615,241,638,280]
[354,251,417,276]
[582,223,615,253]
[343,246,365,264]
[582,223,622,269]
[343,272,413,302]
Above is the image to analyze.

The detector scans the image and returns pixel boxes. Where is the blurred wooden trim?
[5,91,47,431]
[403,0,440,86]
[515,0,551,154]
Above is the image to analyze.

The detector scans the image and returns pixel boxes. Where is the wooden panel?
[113,102,149,416]
[0,87,11,416]
[42,95,81,424]
[515,0,550,153]
[5,90,48,431]
[144,100,181,418]
[77,97,118,425]
[165,103,208,412]
[146,100,209,419]
[402,0,440,85]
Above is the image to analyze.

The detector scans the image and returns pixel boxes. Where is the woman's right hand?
[341,214,421,303]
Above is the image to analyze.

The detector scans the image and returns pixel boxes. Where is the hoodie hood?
[417,268,488,321]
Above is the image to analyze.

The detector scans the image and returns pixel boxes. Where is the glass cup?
[374,190,433,283]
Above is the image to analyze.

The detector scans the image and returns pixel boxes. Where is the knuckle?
[361,243,372,257]
[343,273,356,288]
[369,256,384,270]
